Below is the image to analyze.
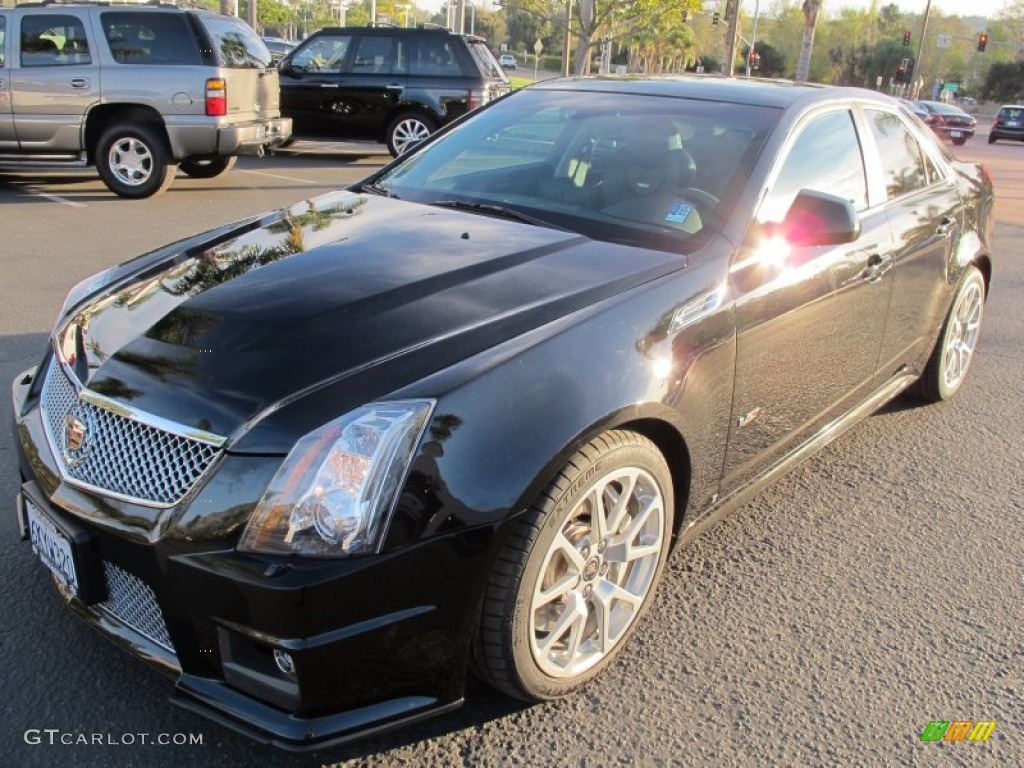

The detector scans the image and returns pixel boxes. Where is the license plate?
[26,500,79,597]
[950,131,962,138]
[1007,121,1019,128]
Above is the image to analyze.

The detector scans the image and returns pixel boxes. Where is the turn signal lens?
[205,78,227,116]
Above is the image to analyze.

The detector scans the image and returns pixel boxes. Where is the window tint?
[866,109,928,199]
[200,17,271,69]
[411,37,461,76]
[350,35,396,74]
[21,14,91,67]
[290,34,350,74]
[102,12,201,65]
[760,110,867,223]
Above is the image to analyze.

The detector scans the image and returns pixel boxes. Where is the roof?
[530,75,900,111]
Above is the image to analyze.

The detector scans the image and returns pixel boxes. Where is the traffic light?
[895,65,906,83]
[713,12,720,26]
[750,52,761,70]
[903,31,911,47]
[977,33,989,52]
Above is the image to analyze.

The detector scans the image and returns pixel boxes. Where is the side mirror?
[779,189,860,247]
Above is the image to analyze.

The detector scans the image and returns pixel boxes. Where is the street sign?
[942,81,959,93]
[534,38,543,55]
[937,34,952,49]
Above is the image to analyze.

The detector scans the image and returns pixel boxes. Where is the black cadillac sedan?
[12,77,993,749]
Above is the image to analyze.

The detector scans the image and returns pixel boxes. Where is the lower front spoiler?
[173,675,463,751]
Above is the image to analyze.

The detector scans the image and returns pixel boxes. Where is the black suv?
[279,26,510,155]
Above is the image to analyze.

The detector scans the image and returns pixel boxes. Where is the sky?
[416,1,1010,18]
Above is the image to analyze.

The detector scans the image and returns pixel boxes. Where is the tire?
[912,265,986,403]
[179,156,237,179]
[952,137,967,146]
[95,123,176,198]
[988,134,997,144]
[386,111,436,157]
[474,430,674,701]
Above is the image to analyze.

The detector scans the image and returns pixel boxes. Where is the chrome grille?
[39,361,222,507]
[98,561,175,653]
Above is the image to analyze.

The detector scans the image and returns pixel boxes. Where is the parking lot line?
[25,188,86,208]
[237,168,322,185]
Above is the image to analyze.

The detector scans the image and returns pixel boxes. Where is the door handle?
[320,83,340,88]
[385,84,403,91]
[862,253,891,282]
[70,78,90,89]
[936,215,956,237]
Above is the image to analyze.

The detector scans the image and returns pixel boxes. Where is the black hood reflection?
[57,190,684,441]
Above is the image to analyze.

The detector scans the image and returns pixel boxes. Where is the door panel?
[332,35,406,139]
[10,11,99,152]
[279,32,352,135]
[722,108,894,491]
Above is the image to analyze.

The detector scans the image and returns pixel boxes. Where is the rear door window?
[411,36,462,75]
[21,14,91,67]
[200,16,271,69]
[349,35,400,74]
[101,12,201,65]
[865,109,929,199]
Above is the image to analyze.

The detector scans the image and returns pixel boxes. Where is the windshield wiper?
[359,182,395,198]
[429,200,565,230]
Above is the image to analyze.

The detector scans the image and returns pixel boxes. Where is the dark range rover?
[278,25,510,155]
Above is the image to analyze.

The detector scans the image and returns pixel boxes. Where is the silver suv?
[0,3,291,197]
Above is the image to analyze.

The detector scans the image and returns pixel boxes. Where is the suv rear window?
[465,40,506,81]
[102,12,202,65]
[998,107,1024,120]
[200,16,271,69]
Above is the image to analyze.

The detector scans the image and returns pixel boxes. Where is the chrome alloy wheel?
[107,137,154,187]
[391,118,431,154]
[942,278,984,391]
[529,467,665,678]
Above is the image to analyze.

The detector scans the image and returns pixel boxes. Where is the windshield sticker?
[665,202,694,224]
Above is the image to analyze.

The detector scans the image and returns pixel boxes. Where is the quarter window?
[866,109,929,199]
[21,14,91,67]
[760,110,868,223]
[101,12,202,66]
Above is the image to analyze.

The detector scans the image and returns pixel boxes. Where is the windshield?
[369,89,777,254]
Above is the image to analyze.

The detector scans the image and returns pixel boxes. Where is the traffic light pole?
[724,0,740,75]
[909,0,933,98]
[744,0,761,77]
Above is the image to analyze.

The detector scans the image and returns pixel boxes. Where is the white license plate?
[1007,121,1019,128]
[26,501,79,597]
[950,131,963,138]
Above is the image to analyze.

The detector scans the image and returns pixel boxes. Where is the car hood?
[57,191,684,444]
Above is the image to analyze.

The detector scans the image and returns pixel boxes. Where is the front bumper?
[12,364,490,750]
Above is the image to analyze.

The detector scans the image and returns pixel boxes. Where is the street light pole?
[909,0,933,98]
[745,0,761,77]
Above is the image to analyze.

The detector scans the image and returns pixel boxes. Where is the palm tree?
[796,0,823,82]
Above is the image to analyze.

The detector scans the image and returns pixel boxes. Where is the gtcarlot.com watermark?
[24,729,203,747]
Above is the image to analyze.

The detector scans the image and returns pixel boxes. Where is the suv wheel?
[387,112,436,156]
[180,156,238,179]
[96,123,177,198]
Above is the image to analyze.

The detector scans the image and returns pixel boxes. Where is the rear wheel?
[95,123,176,198]
[386,111,436,156]
[952,136,967,146]
[474,430,674,700]
[988,134,997,144]
[912,265,985,402]
[180,156,237,179]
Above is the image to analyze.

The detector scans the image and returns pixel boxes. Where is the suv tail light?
[468,88,484,111]
[206,78,227,116]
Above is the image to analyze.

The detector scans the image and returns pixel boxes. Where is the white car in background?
[499,53,517,70]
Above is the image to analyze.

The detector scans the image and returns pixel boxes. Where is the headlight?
[238,400,434,557]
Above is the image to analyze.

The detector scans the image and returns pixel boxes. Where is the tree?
[981,60,1024,103]
[796,0,823,82]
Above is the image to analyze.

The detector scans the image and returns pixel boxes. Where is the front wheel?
[95,123,176,198]
[386,112,436,156]
[912,265,986,402]
[474,430,674,700]
[179,156,237,179]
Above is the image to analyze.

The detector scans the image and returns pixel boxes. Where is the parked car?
[14,77,993,749]
[915,100,977,145]
[278,26,510,155]
[499,53,517,70]
[899,98,930,122]
[988,104,1024,144]
[0,3,291,197]
[262,36,296,64]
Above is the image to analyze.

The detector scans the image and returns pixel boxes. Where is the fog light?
[273,649,295,676]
